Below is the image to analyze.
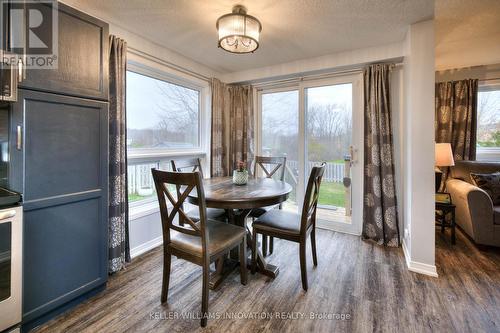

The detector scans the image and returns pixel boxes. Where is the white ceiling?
[435,0,500,69]
[67,0,433,73]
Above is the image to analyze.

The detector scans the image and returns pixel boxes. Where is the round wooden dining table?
[187,176,292,289]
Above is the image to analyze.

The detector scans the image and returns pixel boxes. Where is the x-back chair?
[152,169,247,327]
[252,163,326,291]
[171,158,227,223]
[249,156,287,256]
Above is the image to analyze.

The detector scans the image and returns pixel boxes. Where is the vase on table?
[233,170,248,185]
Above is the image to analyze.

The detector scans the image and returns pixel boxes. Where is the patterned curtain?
[229,85,255,171]
[108,35,130,273]
[210,79,254,176]
[435,79,478,190]
[211,78,229,177]
[362,64,400,247]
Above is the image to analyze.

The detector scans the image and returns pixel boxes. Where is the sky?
[126,71,198,130]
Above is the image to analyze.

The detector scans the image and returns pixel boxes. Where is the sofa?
[446,161,500,247]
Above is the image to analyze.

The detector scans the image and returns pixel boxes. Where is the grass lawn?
[128,193,155,202]
[318,181,346,208]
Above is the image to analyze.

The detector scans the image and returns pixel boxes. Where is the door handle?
[349,145,357,166]
[0,209,16,220]
[16,125,22,150]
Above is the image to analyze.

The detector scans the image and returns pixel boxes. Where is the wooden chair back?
[171,158,204,178]
[253,156,287,181]
[300,163,326,234]
[151,168,208,250]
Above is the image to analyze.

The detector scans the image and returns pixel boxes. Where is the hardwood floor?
[33,228,500,333]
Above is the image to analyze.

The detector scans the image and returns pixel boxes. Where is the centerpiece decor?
[233,161,249,185]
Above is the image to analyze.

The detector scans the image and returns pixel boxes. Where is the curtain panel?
[108,35,130,273]
[435,79,478,190]
[229,85,255,172]
[211,78,254,176]
[362,63,400,247]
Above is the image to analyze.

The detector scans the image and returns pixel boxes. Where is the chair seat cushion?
[249,205,278,218]
[253,210,303,236]
[188,207,227,222]
[494,206,500,225]
[169,220,246,257]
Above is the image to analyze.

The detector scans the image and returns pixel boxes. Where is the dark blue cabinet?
[8,3,110,331]
[13,89,109,330]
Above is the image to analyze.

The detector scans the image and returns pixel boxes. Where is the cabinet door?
[19,3,109,101]
[15,89,109,323]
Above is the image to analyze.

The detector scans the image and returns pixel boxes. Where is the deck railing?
[127,160,347,199]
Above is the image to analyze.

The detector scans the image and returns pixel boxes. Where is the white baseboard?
[402,239,438,277]
[130,236,163,259]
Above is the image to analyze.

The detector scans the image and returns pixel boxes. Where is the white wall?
[436,63,500,83]
[401,20,437,276]
[221,42,405,84]
[391,67,405,240]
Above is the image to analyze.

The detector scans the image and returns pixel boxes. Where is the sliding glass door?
[260,89,299,208]
[258,74,363,235]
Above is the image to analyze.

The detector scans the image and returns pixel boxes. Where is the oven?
[0,74,23,332]
[0,204,22,332]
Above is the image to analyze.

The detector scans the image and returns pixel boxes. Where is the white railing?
[287,160,345,183]
[127,160,347,198]
[128,163,156,197]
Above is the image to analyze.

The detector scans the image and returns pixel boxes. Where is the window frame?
[126,61,211,212]
[476,80,500,161]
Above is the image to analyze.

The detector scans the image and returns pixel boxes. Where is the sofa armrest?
[446,179,495,245]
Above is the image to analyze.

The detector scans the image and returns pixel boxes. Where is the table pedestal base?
[209,209,279,290]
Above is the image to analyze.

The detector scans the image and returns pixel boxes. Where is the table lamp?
[435,143,455,192]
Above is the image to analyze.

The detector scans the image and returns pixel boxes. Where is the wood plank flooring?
[32,228,500,333]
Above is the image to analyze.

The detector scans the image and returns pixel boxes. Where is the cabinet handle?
[0,209,16,221]
[16,125,22,150]
[18,58,23,83]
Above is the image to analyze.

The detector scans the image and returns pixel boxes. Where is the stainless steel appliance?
[0,204,22,332]
[0,50,22,103]
[0,91,23,332]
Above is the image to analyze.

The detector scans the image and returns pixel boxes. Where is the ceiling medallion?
[216,5,262,54]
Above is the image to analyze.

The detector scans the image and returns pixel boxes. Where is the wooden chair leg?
[161,253,171,303]
[311,228,318,266]
[262,234,268,256]
[239,240,248,285]
[201,261,210,327]
[251,230,258,274]
[269,237,274,254]
[299,241,308,291]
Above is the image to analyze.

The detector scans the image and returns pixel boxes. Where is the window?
[127,71,200,152]
[126,68,205,206]
[477,84,500,161]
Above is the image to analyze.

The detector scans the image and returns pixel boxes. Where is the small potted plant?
[233,161,249,185]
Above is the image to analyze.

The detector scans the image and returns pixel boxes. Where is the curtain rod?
[253,62,403,90]
[127,46,212,82]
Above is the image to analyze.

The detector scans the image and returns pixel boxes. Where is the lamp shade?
[435,143,455,167]
[216,5,261,54]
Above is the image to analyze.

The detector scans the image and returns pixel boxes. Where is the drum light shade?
[216,5,262,54]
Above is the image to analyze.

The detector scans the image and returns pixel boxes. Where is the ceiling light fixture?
[216,5,262,54]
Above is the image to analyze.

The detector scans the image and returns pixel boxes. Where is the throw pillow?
[470,172,500,205]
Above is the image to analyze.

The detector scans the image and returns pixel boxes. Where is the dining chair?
[152,169,247,327]
[171,158,227,223]
[249,156,287,256]
[251,162,326,291]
